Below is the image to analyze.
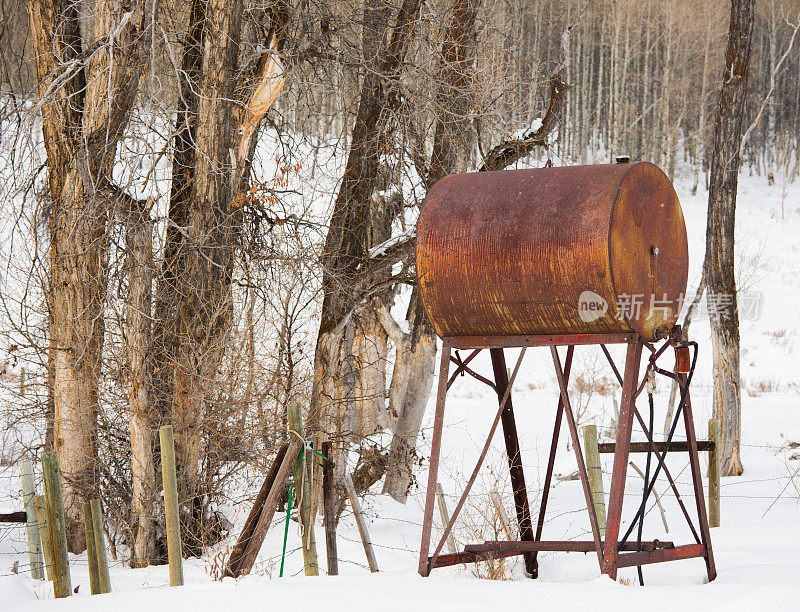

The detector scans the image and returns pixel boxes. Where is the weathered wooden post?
[582,424,606,536]
[90,500,112,593]
[708,419,720,528]
[435,483,457,553]
[287,404,319,576]
[34,495,53,581]
[321,440,338,576]
[344,473,378,573]
[159,425,183,586]
[20,459,44,580]
[490,489,515,541]
[41,453,71,598]
[83,501,101,594]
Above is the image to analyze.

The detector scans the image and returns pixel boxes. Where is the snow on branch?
[478,74,569,172]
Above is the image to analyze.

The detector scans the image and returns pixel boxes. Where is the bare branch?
[478,74,569,172]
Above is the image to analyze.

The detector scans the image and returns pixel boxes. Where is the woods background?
[0,0,797,568]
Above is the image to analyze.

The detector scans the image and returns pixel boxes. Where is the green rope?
[279,477,293,577]
[278,444,334,577]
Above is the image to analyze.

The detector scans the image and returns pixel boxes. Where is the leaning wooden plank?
[224,442,289,577]
[437,484,458,553]
[232,440,302,577]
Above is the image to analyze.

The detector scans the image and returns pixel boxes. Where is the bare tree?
[27,0,152,551]
[311,0,423,503]
[381,0,481,502]
[704,0,756,476]
[150,0,287,554]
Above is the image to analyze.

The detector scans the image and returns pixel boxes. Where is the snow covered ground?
[1,169,799,609]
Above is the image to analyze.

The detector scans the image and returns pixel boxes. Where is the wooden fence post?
[582,425,606,536]
[41,453,71,598]
[321,440,338,576]
[20,459,44,580]
[90,500,112,593]
[34,495,52,581]
[708,419,720,528]
[287,403,319,576]
[159,425,183,586]
[83,501,100,594]
[435,483,457,553]
[344,473,378,573]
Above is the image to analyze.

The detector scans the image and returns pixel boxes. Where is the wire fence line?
[1,437,796,585]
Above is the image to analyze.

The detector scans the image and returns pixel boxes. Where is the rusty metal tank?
[415,161,688,342]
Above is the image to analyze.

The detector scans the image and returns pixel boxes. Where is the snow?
[367,227,416,260]
[1,169,800,609]
[510,118,544,141]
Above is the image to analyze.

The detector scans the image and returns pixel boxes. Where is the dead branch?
[478,74,569,172]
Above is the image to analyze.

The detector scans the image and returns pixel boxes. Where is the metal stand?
[417,333,716,582]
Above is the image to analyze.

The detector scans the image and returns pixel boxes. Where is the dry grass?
[746,378,781,396]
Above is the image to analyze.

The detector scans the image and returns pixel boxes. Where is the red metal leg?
[551,346,604,565]
[601,344,701,543]
[602,339,643,579]
[490,348,536,577]
[427,348,527,572]
[532,345,574,577]
[419,342,452,576]
[679,379,717,582]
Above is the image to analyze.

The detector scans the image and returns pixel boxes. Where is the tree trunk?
[705,0,755,477]
[379,296,436,502]
[310,0,424,473]
[28,0,148,552]
[153,0,286,553]
[123,197,156,567]
[381,0,480,503]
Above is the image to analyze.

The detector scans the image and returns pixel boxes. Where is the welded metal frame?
[417,332,716,582]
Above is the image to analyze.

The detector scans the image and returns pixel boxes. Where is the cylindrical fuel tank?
[416,162,688,342]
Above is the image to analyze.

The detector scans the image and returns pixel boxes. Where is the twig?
[629,461,669,533]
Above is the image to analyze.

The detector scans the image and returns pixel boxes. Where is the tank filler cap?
[615,155,631,163]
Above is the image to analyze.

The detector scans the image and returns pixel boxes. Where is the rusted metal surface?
[448,332,635,349]
[532,345,573,577]
[597,441,716,453]
[416,162,688,342]
[601,339,644,578]
[551,345,604,564]
[425,348,527,575]
[418,345,452,577]
[679,373,718,581]
[675,345,691,373]
[490,349,536,576]
[615,544,707,569]
[418,333,715,583]
[600,343,702,544]
[464,540,675,554]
